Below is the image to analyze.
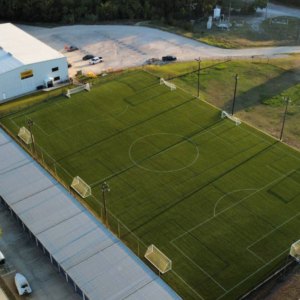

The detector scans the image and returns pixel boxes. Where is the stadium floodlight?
[280,96,291,141]
[231,74,239,115]
[27,118,37,158]
[195,57,201,98]
[145,245,172,274]
[102,182,110,228]
[160,78,176,91]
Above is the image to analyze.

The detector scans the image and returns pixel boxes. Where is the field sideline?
[2,71,300,300]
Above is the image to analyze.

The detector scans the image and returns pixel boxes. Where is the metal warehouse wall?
[0,57,68,102]
[0,129,181,300]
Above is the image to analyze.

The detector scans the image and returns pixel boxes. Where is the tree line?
[0,0,273,24]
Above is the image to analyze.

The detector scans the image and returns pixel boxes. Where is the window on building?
[54,76,60,81]
[52,67,59,72]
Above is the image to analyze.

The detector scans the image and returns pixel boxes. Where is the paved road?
[18,23,300,77]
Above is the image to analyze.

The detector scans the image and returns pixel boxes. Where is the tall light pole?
[102,182,110,228]
[265,0,269,19]
[280,96,291,141]
[195,57,201,98]
[231,74,239,116]
[28,118,37,158]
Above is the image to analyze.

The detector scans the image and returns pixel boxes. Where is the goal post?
[66,83,90,98]
[71,176,91,198]
[160,78,176,91]
[221,111,241,126]
[145,245,172,273]
[18,127,32,144]
[290,240,300,262]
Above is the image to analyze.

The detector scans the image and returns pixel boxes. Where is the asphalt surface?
[16,3,300,77]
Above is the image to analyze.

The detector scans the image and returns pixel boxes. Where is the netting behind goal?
[145,245,172,273]
[221,111,241,125]
[18,127,32,144]
[160,78,176,91]
[290,240,300,262]
[66,83,90,98]
[71,176,91,198]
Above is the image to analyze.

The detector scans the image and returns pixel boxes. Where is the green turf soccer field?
[2,70,300,300]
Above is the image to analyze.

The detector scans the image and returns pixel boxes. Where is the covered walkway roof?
[0,129,181,300]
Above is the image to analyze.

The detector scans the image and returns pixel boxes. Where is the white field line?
[247,208,300,252]
[171,242,227,292]
[87,105,129,123]
[213,189,257,217]
[216,247,290,300]
[90,119,230,186]
[172,170,295,243]
[171,269,205,300]
[247,248,267,264]
[128,133,199,173]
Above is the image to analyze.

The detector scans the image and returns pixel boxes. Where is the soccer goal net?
[290,240,300,262]
[66,83,90,98]
[145,245,172,274]
[221,111,241,126]
[18,127,32,144]
[160,78,176,91]
[71,176,91,198]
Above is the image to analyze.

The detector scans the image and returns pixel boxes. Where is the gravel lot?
[17,24,300,77]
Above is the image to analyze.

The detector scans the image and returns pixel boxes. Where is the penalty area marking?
[129,133,199,173]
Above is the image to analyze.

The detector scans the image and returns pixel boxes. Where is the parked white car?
[14,273,32,295]
[89,57,103,65]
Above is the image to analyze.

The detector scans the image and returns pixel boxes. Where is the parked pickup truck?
[89,57,104,65]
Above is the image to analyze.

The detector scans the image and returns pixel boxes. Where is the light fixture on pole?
[102,182,110,228]
[195,57,201,98]
[231,73,239,116]
[27,118,37,158]
[280,96,291,141]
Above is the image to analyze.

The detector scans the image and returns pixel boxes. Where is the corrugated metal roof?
[0,23,64,74]
[0,129,181,300]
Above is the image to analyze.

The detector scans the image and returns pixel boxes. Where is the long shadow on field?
[224,66,300,114]
[129,140,279,234]
[55,81,184,163]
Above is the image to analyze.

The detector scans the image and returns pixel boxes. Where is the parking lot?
[0,204,81,300]
[17,24,300,78]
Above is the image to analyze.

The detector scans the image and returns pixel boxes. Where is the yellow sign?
[20,70,33,80]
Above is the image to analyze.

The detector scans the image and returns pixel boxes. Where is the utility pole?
[28,118,37,158]
[231,74,239,115]
[229,0,231,23]
[280,96,291,141]
[102,182,110,228]
[265,0,269,19]
[195,58,201,98]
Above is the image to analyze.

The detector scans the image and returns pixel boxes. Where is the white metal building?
[0,23,68,102]
[0,129,181,300]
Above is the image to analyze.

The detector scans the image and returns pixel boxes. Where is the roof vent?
[0,47,2,50]
[7,52,12,56]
